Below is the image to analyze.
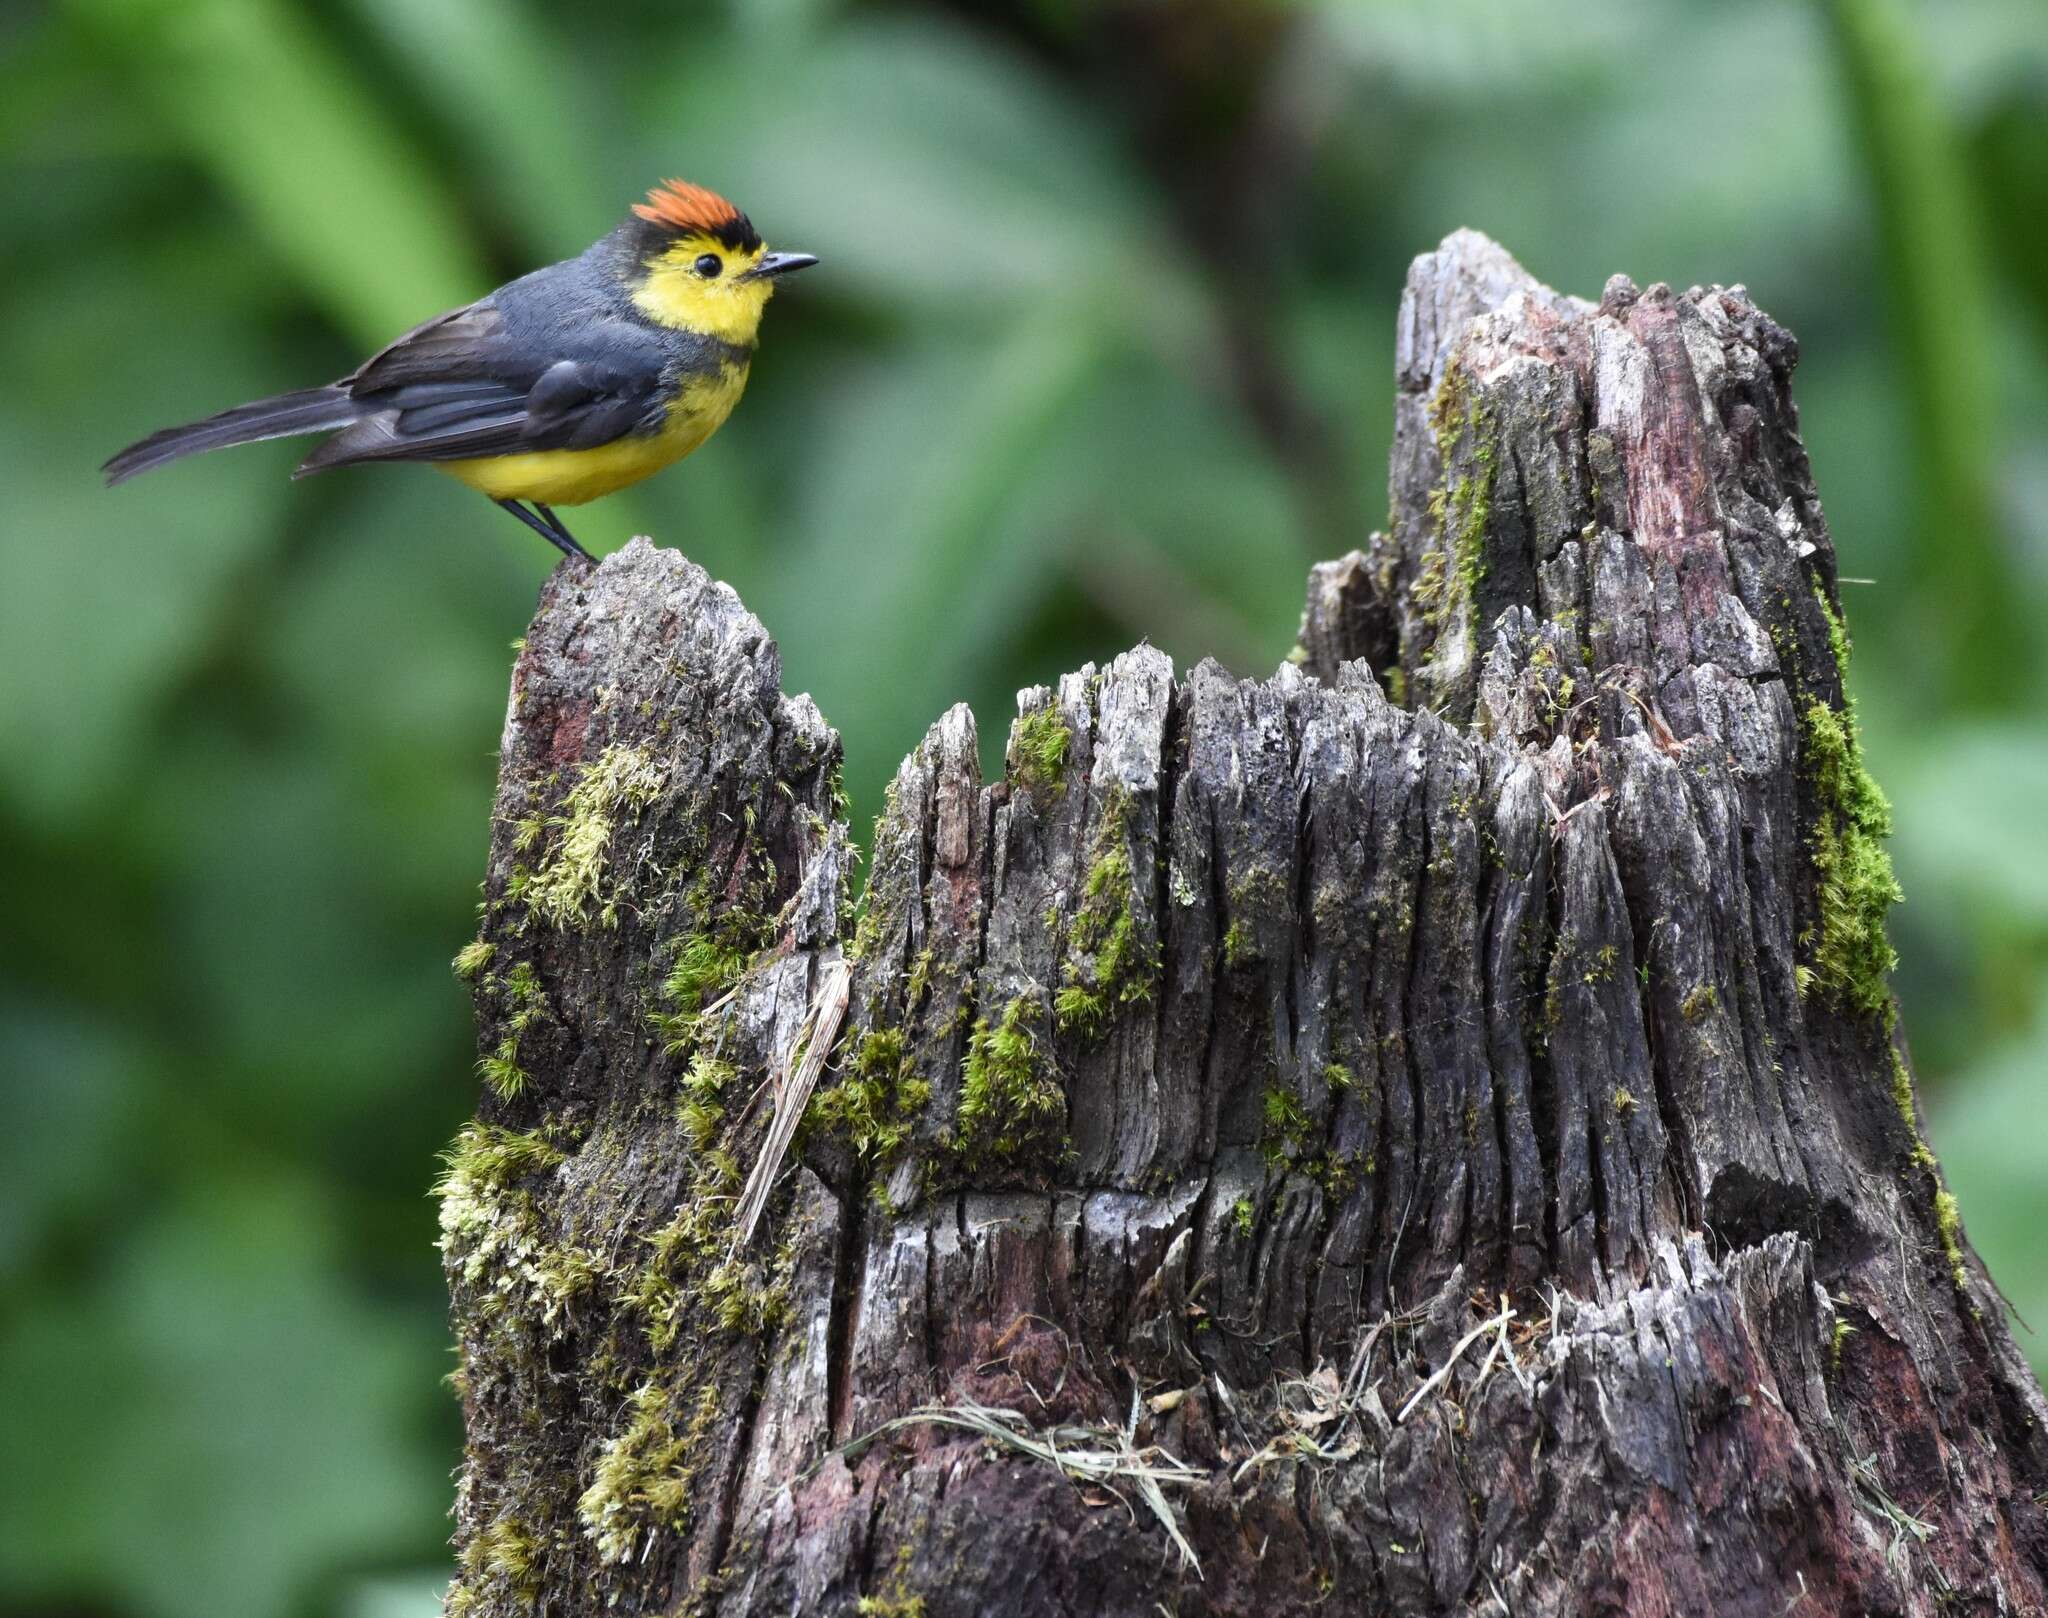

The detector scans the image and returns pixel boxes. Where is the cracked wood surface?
[443,232,2048,1618]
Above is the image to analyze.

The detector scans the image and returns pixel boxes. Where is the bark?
[441,232,2048,1618]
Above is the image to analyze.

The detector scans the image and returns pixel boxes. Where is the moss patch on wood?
[436,1123,589,1337]
[808,1026,932,1165]
[475,958,549,1101]
[1008,703,1072,793]
[1260,1083,1313,1169]
[1796,596,1903,1020]
[1415,359,1498,638]
[518,744,667,930]
[1055,788,1159,1038]
[1888,1046,1970,1298]
[958,995,1066,1167]
[577,1380,724,1564]
[445,924,794,1609]
[648,874,775,1058]
[454,939,496,982]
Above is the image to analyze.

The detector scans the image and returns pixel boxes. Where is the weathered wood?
[442,232,2048,1618]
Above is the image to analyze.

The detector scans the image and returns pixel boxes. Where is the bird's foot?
[497,499,596,566]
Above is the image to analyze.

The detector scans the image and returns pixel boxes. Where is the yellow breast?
[438,361,750,506]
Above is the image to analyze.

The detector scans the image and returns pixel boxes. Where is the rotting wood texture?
[441,230,2048,1618]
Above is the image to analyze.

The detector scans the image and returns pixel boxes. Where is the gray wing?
[295,301,670,476]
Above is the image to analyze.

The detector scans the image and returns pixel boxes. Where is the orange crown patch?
[632,179,757,250]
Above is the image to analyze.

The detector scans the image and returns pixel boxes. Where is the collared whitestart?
[104,180,817,564]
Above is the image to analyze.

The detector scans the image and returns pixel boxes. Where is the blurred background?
[2,0,2044,1613]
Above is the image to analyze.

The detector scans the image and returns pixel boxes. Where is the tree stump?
[440,232,2048,1618]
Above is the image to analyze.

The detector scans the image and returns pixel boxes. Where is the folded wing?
[295,303,670,476]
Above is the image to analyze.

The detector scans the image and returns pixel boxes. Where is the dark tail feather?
[103,385,359,486]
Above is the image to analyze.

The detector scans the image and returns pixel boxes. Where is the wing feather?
[347,305,513,392]
[298,299,674,476]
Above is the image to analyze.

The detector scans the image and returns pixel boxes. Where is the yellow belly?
[437,362,749,506]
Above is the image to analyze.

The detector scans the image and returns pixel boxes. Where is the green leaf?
[1822,0,2023,709]
[65,0,487,343]
[1887,719,2048,926]
[341,0,614,249]
[0,249,290,824]
[635,16,1196,324]
[0,1178,448,1618]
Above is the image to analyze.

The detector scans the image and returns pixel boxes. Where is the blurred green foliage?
[2,2,2044,1615]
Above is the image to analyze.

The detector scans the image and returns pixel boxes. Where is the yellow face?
[631,234,781,346]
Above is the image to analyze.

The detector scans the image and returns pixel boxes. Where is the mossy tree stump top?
[441,232,2048,1618]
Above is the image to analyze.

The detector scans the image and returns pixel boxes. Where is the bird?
[103,179,817,564]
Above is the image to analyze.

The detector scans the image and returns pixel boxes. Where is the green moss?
[1056,789,1158,1037]
[1260,1083,1312,1167]
[808,1026,931,1163]
[578,1380,723,1564]
[1221,920,1252,971]
[848,896,885,965]
[474,959,549,1100]
[520,744,667,930]
[624,1231,694,1353]
[1888,1049,1939,1172]
[649,916,761,1058]
[1323,1062,1355,1094]
[665,929,745,1016]
[1798,594,1903,1020]
[1415,361,1497,634]
[1612,1088,1636,1117]
[441,911,806,1608]
[1313,1150,1364,1199]
[459,1518,540,1601]
[437,1121,564,1192]
[1230,1195,1256,1238]
[504,961,543,1014]
[534,1245,603,1308]
[1679,984,1718,1022]
[906,948,937,1007]
[1819,586,1853,682]
[1410,545,1446,616]
[1052,983,1105,1035]
[958,995,1065,1165]
[703,1254,789,1336]
[435,1123,586,1332]
[1447,470,1492,609]
[475,1049,528,1101]
[1888,1048,1970,1300]
[1221,868,1285,971]
[626,1167,790,1351]
[1799,698,1903,1018]
[1009,704,1072,792]
[677,1050,736,1150]
[1830,1314,1857,1375]
[858,1546,928,1618]
[1933,1189,1968,1292]
[452,939,495,982]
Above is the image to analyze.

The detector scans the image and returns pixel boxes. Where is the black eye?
[694,253,722,278]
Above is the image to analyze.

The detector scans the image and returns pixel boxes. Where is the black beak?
[748,251,819,280]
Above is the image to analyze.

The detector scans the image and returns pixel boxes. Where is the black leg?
[532,503,592,561]
[495,498,594,566]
